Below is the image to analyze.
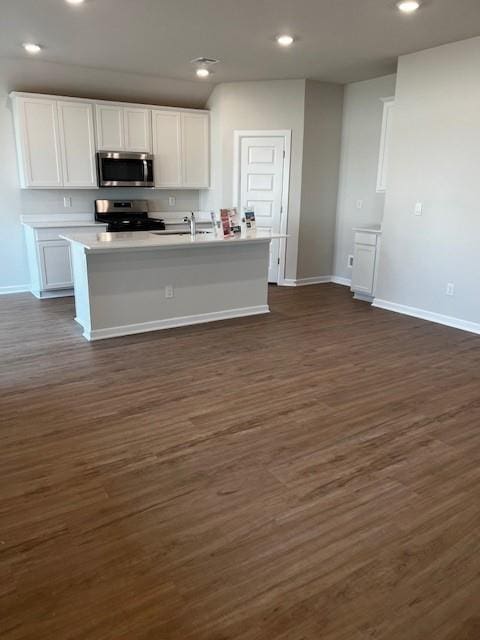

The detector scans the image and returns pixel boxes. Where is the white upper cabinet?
[95,105,124,151]
[95,104,151,152]
[376,97,395,193]
[124,107,151,152]
[13,97,63,188]
[11,92,209,190]
[57,101,97,188]
[181,112,209,188]
[152,109,210,189]
[152,110,182,187]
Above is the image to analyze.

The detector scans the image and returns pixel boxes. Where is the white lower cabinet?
[24,223,107,298]
[38,241,73,290]
[351,229,382,301]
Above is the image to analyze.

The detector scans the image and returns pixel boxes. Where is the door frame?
[233,130,291,285]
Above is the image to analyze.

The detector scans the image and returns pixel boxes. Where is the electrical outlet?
[347,255,354,269]
[356,199,363,210]
[446,282,455,296]
[63,196,72,208]
[165,285,174,299]
[168,196,176,207]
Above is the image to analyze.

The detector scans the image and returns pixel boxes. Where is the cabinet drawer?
[354,231,378,246]
[36,225,105,241]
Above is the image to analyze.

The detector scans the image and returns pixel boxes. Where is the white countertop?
[23,220,105,229]
[60,230,285,253]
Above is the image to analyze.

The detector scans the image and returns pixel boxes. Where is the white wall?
[297,80,344,279]
[333,74,396,281]
[0,57,209,292]
[200,79,307,280]
[375,37,480,326]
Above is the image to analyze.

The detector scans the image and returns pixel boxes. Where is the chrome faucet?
[184,212,197,237]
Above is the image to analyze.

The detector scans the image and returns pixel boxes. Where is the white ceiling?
[2,0,480,85]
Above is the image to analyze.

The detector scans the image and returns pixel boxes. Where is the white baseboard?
[83,305,270,341]
[0,284,30,295]
[373,299,480,336]
[281,275,351,287]
[330,276,352,287]
[31,289,74,299]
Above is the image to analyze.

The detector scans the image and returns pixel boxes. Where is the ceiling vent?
[190,57,219,66]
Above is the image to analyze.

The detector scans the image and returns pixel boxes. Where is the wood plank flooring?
[1,284,479,640]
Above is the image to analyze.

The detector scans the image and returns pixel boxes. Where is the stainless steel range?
[94,200,165,232]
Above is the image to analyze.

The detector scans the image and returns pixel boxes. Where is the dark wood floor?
[1,284,479,640]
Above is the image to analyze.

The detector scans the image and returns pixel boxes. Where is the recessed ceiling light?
[196,68,210,78]
[276,34,294,47]
[396,1,421,13]
[23,43,42,54]
[66,0,85,4]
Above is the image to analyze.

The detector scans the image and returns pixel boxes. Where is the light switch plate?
[414,202,423,216]
[168,196,176,207]
[63,196,72,208]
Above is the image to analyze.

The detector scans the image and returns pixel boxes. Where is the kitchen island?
[60,230,283,341]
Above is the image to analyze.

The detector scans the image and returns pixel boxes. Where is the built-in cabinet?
[13,96,97,189]
[152,109,209,188]
[58,101,97,188]
[23,222,107,298]
[376,97,395,193]
[95,104,152,152]
[13,97,64,188]
[11,92,210,190]
[351,228,382,301]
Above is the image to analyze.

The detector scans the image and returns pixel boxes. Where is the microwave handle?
[143,159,149,184]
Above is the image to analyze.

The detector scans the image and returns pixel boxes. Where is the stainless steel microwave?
[97,152,154,187]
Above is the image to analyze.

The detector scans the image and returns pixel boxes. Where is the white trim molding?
[233,129,292,287]
[373,299,480,336]
[82,305,270,341]
[0,284,30,295]
[330,276,352,287]
[281,275,351,287]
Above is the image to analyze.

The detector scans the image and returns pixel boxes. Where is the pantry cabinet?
[95,104,151,152]
[152,109,209,188]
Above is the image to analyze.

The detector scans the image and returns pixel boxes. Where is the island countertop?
[60,230,286,253]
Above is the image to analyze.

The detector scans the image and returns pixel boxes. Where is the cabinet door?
[152,110,182,187]
[351,244,376,295]
[124,108,151,152]
[38,241,73,290]
[15,97,63,188]
[181,112,210,188]
[376,98,395,193]
[57,101,97,188]
[95,104,124,151]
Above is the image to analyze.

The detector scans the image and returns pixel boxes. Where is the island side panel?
[70,242,92,335]
[85,241,270,339]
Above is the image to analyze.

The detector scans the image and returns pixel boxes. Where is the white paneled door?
[240,136,285,283]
